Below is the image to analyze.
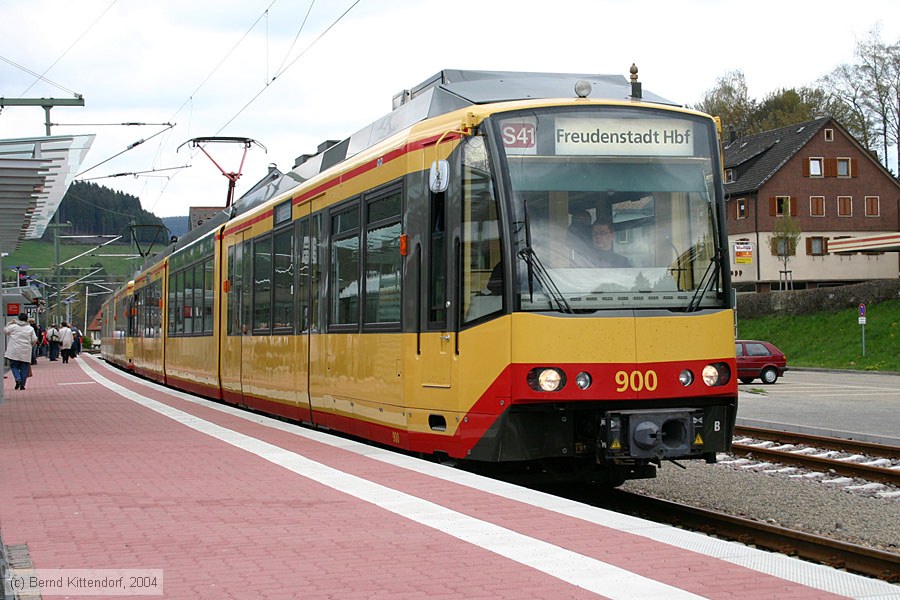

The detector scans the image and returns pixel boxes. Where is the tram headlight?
[527,367,566,392]
[575,371,592,390]
[679,369,694,387]
[701,362,731,387]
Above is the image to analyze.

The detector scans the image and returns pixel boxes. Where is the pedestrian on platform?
[5,313,38,390]
[46,323,60,361]
[71,326,82,357]
[39,325,48,357]
[29,318,39,365]
[58,321,74,364]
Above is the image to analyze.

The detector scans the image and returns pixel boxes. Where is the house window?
[772,238,796,256]
[809,196,825,217]
[725,168,735,183]
[865,196,879,217]
[806,236,828,256]
[736,198,747,220]
[824,129,834,142]
[837,196,852,216]
[808,158,823,177]
[775,196,792,216]
[837,158,851,177]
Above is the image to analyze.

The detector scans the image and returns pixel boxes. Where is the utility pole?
[48,212,71,323]
[0,97,85,136]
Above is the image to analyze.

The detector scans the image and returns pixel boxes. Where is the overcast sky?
[2,0,898,218]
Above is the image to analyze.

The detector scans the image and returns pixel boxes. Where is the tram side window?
[297,219,311,332]
[193,263,205,333]
[253,235,273,333]
[273,227,294,331]
[364,190,402,327]
[204,260,214,333]
[174,271,185,335]
[168,274,177,335]
[330,205,360,327]
[184,268,195,334]
[149,280,162,338]
[130,293,140,337]
[429,191,447,327]
[227,245,237,335]
[241,241,252,334]
[462,138,503,324]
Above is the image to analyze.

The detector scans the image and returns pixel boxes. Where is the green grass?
[2,240,139,284]
[737,299,900,372]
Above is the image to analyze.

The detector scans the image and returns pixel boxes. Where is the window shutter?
[769,197,777,216]
[789,197,798,216]
[802,159,810,177]
[824,158,837,177]
[850,158,857,177]
[823,237,829,254]
[805,237,813,255]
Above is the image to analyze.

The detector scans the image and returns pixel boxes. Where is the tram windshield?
[492,106,726,312]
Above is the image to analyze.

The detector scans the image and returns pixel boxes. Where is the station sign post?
[857,303,866,357]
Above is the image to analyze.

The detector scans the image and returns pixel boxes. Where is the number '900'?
[614,370,658,392]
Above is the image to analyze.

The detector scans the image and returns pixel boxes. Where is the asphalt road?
[736,369,900,444]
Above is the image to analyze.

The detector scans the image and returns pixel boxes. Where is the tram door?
[420,187,453,389]
[220,234,249,406]
[295,212,315,422]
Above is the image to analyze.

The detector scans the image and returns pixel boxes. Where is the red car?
[735,340,788,384]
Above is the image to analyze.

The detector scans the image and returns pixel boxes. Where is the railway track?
[731,425,900,487]
[599,490,900,583]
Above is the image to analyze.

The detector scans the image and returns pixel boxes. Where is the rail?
[603,491,900,582]
[731,426,900,486]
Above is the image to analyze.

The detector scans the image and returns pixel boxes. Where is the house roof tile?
[723,117,829,196]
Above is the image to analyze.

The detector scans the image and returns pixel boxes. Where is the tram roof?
[227,69,677,216]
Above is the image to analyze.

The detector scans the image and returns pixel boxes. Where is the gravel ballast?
[620,459,900,555]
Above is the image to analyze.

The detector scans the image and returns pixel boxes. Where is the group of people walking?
[4,314,81,391]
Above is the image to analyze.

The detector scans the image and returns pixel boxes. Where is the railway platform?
[1,355,897,599]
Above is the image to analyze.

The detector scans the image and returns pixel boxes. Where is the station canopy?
[0,134,94,254]
[828,233,900,253]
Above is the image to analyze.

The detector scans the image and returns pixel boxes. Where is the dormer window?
[725,168,735,183]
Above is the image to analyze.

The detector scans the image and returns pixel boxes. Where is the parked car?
[735,340,788,384]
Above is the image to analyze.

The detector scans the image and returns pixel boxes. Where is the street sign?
[858,303,867,356]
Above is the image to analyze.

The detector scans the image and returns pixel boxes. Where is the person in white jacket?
[5,313,38,390]
[58,321,74,364]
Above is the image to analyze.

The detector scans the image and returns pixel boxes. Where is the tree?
[752,87,828,132]
[767,212,801,291]
[692,70,757,137]
[820,28,900,172]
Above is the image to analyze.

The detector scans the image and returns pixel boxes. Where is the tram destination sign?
[555,117,694,157]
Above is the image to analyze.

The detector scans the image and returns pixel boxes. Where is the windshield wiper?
[687,249,722,312]
[517,247,572,313]
[518,205,572,314]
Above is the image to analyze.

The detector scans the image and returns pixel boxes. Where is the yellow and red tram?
[102,70,738,485]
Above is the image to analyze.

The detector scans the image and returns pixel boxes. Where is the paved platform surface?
[2,355,898,599]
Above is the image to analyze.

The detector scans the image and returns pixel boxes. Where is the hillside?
[39,181,168,243]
